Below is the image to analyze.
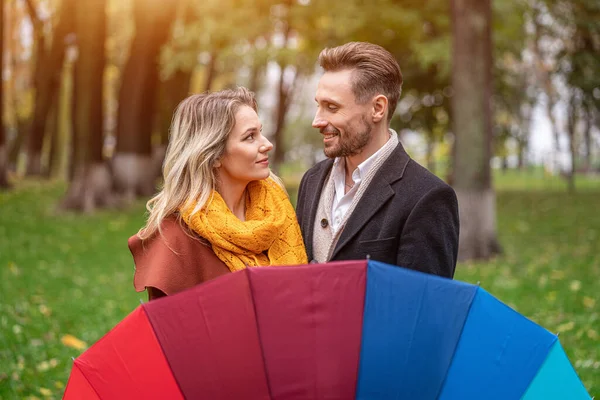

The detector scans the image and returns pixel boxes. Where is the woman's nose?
[261,138,273,152]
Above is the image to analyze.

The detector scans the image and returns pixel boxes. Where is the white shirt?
[330,133,394,232]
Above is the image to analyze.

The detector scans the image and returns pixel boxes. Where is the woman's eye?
[245,134,255,141]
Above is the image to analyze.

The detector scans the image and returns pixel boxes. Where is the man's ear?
[372,95,388,123]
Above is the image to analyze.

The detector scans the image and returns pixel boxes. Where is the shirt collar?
[332,129,398,182]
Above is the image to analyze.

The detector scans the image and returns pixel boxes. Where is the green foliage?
[0,181,145,397]
[1,176,599,397]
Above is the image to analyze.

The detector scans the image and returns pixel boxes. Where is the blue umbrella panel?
[356,260,591,400]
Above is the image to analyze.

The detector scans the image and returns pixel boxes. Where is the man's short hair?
[318,42,403,123]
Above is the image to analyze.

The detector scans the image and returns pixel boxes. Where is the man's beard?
[323,116,372,158]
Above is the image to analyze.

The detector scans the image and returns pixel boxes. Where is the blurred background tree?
[1,0,600,259]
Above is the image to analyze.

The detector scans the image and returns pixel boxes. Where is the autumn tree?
[60,0,114,212]
[0,0,9,188]
[112,0,179,200]
[451,0,501,260]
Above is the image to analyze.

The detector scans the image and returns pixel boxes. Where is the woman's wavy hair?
[138,87,278,240]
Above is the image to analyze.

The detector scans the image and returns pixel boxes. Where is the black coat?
[296,143,459,278]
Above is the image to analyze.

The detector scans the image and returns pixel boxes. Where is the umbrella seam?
[72,362,103,399]
[247,269,275,400]
[140,304,187,400]
[433,286,479,400]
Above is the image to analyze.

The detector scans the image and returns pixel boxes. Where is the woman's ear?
[214,159,222,168]
[372,95,388,123]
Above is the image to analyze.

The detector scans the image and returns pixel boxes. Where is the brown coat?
[128,217,230,301]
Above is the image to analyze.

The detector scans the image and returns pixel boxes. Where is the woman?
[128,87,307,301]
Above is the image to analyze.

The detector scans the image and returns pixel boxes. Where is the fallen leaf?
[569,280,581,292]
[37,361,50,372]
[61,334,87,350]
[583,296,596,309]
[9,262,21,276]
[587,329,598,340]
[38,304,51,317]
[55,381,65,389]
[556,321,575,333]
[39,387,52,396]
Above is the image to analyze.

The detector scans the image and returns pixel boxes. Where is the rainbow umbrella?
[63,260,591,399]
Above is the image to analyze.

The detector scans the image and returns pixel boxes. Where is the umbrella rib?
[140,305,186,399]
[433,287,479,400]
[247,271,275,400]
[71,361,103,400]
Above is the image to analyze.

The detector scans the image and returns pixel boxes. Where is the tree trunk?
[582,103,592,173]
[451,0,501,261]
[46,93,61,179]
[25,0,74,176]
[113,0,178,201]
[0,0,10,188]
[565,92,577,194]
[517,140,526,169]
[272,23,295,169]
[203,51,217,92]
[425,135,436,174]
[501,156,509,172]
[6,0,27,174]
[24,0,45,176]
[248,56,265,94]
[153,69,192,182]
[60,0,115,212]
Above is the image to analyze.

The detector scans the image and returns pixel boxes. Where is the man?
[296,42,459,278]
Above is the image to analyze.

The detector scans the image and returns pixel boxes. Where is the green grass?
[493,167,600,191]
[1,176,599,398]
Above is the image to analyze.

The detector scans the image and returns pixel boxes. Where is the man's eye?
[327,104,337,111]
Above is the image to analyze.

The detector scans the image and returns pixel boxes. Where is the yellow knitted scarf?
[181,178,308,272]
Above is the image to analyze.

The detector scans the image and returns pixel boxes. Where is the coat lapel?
[304,159,334,259]
[330,143,411,259]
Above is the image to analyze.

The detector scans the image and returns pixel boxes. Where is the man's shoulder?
[300,158,334,183]
[399,157,454,193]
[306,158,333,174]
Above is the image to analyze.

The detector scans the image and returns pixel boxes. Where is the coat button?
[320,218,328,228]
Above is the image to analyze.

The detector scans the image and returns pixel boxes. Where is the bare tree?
[0,0,9,188]
[451,0,501,260]
[24,0,74,176]
[60,0,114,212]
[112,0,179,201]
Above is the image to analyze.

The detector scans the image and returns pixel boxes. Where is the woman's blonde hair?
[138,87,273,240]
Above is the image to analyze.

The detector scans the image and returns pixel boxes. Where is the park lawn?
[1,177,599,398]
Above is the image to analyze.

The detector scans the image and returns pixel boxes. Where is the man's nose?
[312,113,327,129]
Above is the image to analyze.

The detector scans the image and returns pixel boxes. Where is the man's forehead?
[316,70,354,99]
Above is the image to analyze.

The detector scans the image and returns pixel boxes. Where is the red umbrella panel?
[64,260,367,399]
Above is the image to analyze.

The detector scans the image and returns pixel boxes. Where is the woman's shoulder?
[129,216,228,296]
[128,216,188,251]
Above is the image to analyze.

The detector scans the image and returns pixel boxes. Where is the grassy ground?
[1,173,599,399]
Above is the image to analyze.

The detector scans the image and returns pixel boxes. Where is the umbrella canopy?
[63,260,591,399]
